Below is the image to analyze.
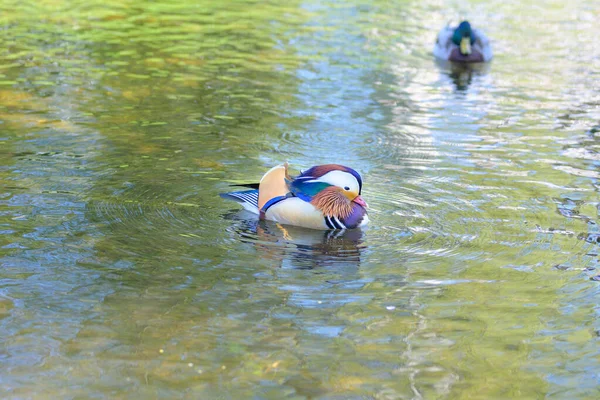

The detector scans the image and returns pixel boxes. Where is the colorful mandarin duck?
[220,163,369,230]
[434,21,493,63]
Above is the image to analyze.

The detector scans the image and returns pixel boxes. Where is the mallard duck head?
[452,21,475,56]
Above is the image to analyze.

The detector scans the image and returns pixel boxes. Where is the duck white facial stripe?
[313,171,360,194]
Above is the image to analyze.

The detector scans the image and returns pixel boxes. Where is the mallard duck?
[434,21,492,63]
[220,163,369,230]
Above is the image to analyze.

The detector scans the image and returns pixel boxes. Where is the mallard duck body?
[434,21,492,63]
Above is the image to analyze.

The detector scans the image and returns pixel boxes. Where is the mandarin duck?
[434,21,492,63]
[220,163,369,230]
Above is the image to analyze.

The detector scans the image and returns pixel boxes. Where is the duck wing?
[220,189,259,214]
[434,26,455,59]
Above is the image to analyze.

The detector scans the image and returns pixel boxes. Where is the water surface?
[1,0,600,398]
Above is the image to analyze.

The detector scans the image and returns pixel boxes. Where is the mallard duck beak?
[352,195,368,209]
[460,37,472,55]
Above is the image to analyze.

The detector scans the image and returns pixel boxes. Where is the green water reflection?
[1,0,600,398]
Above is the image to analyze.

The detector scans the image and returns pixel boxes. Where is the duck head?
[452,21,475,56]
[292,164,368,220]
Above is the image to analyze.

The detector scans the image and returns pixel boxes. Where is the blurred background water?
[1,0,600,398]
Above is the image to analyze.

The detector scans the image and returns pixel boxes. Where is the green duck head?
[452,21,476,55]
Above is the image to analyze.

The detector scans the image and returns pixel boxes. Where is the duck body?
[220,163,369,230]
[434,21,492,63]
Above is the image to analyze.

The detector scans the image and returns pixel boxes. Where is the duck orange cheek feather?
[310,186,354,219]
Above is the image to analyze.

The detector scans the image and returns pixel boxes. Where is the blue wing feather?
[288,178,331,202]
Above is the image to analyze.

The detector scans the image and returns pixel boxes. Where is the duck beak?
[460,37,472,55]
[352,195,368,209]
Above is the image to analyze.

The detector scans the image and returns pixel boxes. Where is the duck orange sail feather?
[257,163,291,210]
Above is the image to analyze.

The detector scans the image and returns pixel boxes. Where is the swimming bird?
[434,21,492,63]
[220,163,369,230]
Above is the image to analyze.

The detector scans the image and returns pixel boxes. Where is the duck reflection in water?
[435,59,490,92]
[226,211,364,270]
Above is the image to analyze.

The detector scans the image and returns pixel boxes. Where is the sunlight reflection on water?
[1,0,600,398]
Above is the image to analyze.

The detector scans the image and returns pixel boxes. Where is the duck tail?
[227,182,259,189]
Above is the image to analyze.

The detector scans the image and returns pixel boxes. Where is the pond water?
[1,0,600,398]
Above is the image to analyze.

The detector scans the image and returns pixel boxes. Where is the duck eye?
[344,186,350,191]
